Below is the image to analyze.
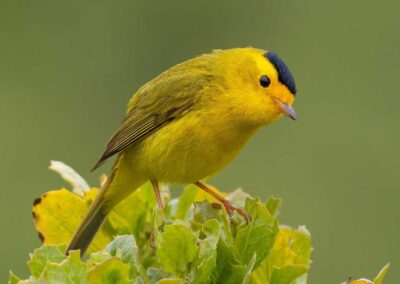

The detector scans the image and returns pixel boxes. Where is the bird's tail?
[67,155,146,256]
[67,187,108,255]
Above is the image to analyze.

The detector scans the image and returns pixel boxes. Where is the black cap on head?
[265,52,297,95]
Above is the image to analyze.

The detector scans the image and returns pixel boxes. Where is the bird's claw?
[220,201,251,223]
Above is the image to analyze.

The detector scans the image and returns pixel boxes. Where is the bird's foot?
[195,181,251,223]
[214,200,251,223]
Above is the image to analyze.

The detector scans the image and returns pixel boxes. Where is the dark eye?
[259,75,270,88]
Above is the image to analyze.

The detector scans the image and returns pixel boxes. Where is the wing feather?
[91,53,217,171]
[91,101,192,171]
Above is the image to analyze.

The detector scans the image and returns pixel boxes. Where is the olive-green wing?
[92,101,193,171]
[91,52,219,171]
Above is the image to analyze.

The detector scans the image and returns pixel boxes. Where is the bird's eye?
[259,75,270,88]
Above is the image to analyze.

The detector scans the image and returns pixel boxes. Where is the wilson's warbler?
[68,47,297,255]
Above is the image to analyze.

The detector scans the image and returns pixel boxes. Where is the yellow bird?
[68,47,297,255]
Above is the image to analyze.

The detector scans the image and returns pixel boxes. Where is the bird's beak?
[274,99,297,120]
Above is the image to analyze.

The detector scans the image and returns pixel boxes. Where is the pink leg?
[151,179,163,210]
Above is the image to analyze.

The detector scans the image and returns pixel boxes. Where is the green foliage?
[27,243,67,279]
[156,224,199,276]
[340,263,390,284]
[9,164,390,284]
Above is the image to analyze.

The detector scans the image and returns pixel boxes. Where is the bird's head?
[261,51,297,120]
[217,48,297,126]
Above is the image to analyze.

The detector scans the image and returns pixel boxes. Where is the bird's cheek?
[272,85,295,106]
[287,95,295,106]
[259,100,282,124]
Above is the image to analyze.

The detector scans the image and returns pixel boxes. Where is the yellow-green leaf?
[157,279,184,284]
[250,226,312,284]
[39,250,86,284]
[233,198,278,267]
[191,219,221,284]
[175,185,198,220]
[32,188,112,253]
[269,226,312,268]
[32,182,158,254]
[8,271,21,284]
[345,263,390,284]
[87,257,132,284]
[156,224,199,276]
[27,244,67,278]
[373,263,390,284]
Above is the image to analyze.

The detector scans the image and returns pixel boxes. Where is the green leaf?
[138,267,171,284]
[27,244,67,278]
[347,280,374,284]
[175,185,198,220]
[8,271,21,284]
[249,226,312,284]
[12,280,43,284]
[145,267,162,284]
[106,235,140,279]
[87,251,113,264]
[233,198,279,267]
[265,196,282,219]
[190,219,221,284]
[213,237,236,283]
[269,226,311,267]
[17,164,325,284]
[39,250,86,283]
[156,223,199,276]
[294,273,308,284]
[249,257,270,284]
[193,201,220,223]
[88,257,132,284]
[106,235,138,265]
[227,188,251,208]
[156,279,184,284]
[220,254,256,284]
[346,263,390,284]
[193,201,233,245]
[243,254,257,284]
[269,265,308,284]
[374,263,390,284]
[265,226,312,284]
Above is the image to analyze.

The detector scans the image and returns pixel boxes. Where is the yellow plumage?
[68,47,297,254]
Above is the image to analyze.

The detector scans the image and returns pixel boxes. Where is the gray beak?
[274,99,297,120]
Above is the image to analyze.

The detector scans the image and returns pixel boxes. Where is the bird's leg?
[151,179,163,210]
[194,181,250,222]
[149,179,165,248]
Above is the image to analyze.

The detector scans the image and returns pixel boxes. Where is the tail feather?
[67,188,109,255]
[67,155,147,256]
[67,209,106,255]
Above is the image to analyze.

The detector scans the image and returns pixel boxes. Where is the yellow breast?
[124,106,260,184]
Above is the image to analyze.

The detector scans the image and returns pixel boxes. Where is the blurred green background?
[0,0,399,283]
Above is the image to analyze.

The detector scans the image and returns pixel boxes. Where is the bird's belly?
[126,113,258,184]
